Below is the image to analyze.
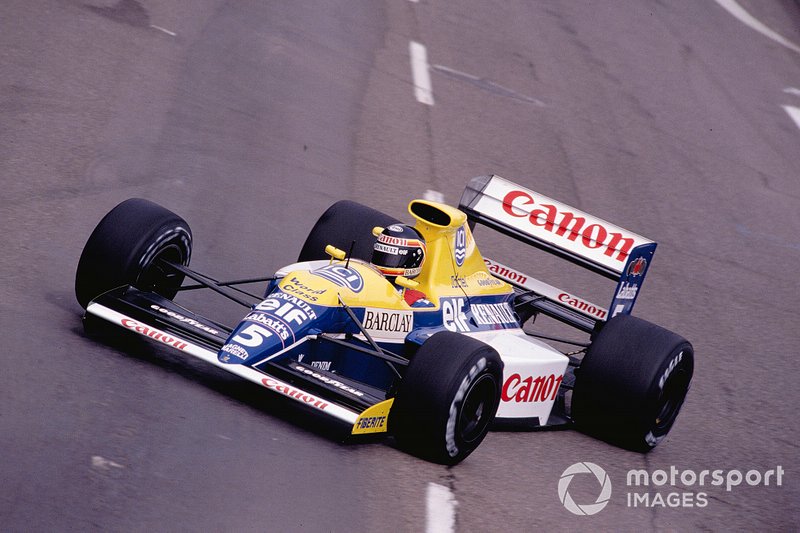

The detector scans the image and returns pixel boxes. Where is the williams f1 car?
[75,175,694,464]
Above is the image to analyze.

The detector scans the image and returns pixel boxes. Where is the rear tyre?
[391,332,503,465]
[571,314,694,452]
[75,198,193,309]
[297,200,400,262]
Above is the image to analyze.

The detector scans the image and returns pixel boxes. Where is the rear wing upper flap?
[459,175,657,324]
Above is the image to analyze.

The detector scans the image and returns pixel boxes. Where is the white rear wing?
[460,175,658,328]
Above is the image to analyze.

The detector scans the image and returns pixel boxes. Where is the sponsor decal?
[257,292,318,320]
[557,293,608,320]
[442,297,470,332]
[615,282,639,300]
[471,303,516,326]
[501,373,563,403]
[232,323,273,347]
[150,305,220,335]
[484,258,528,285]
[255,296,314,325]
[442,298,518,332]
[293,364,365,397]
[352,399,394,435]
[121,318,188,350]
[355,416,387,430]
[450,275,468,289]
[310,265,364,293]
[362,309,412,338]
[221,343,249,360]
[245,312,292,342]
[475,274,504,287]
[310,360,331,371]
[374,243,398,255]
[501,189,636,262]
[282,276,327,302]
[628,257,647,277]
[659,351,684,390]
[261,377,330,409]
[378,234,414,247]
[446,357,487,457]
[387,224,404,232]
[454,226,466,266]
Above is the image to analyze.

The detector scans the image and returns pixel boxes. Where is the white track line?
[714,0,800,54]
[784,87,800,97]
[426,482,457,533]
[782,105,800,131]
[410,41,435,105]
[423,189,445,203]
[150,24,177,37]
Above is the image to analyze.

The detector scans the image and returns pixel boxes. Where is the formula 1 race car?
[75,175,694,464]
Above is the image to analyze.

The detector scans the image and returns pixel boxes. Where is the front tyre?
[75,198,192,309]
[391,332,503,465]
[571,315,694,451]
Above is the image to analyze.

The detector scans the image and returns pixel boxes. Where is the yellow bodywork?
[351,399,394,435]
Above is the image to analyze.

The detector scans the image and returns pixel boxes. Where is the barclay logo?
[558,462,612,516]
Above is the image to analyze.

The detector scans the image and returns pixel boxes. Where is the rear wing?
[459,175,656,330]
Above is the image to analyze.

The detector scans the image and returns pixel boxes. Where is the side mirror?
[324,245,346,261]
[395,276,419,290]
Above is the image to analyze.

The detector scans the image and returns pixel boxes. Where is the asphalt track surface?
[1,1,798,531]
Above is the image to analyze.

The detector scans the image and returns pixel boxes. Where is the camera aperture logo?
[558,463,785,514]
[558,462,612,516]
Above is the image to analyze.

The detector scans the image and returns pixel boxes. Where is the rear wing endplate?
[459,175,657,322]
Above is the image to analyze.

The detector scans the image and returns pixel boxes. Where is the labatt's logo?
[502,190,635,263]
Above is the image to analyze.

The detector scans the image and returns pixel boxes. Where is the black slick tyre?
[390,331,503,465]
[571,314,694,452]
[297,200,400,262]
[75,198,193,309]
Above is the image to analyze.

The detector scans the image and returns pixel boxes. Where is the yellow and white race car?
[76,175,694,465]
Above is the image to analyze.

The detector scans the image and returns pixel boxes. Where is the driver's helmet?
[371,224,426,279]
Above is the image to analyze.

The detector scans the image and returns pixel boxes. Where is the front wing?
[85,287,393,434]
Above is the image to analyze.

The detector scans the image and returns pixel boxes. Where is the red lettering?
[502,373,563,403]
[500,189,636,264]
[502,190,534,218]
[554,211,585,241]
[581,224,607,249]
[605,232,635,261]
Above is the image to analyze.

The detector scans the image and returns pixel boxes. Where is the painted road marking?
[714,0,800,54]
[426,482,457,533]
[431,64,545,106]
[150,24,177,37]
[91,456,124,470]
[410,41,435,105]
[782,105,800,131]
[423,189,445,203]
[784,87,800,97]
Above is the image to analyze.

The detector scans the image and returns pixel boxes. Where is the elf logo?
[442,297,470,332]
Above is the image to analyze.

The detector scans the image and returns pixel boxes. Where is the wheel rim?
[458,373,498,444]
[137,243,186,294]
[652,365,691,435]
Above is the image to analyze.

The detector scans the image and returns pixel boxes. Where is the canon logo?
[261,378,330,410]
[557,293,607,320]
[484,258,528,285]
[502,190,634,262]
[121,318,188,351]
[501,373,564,403]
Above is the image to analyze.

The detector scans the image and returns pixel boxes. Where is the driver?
[371,224,432,307]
